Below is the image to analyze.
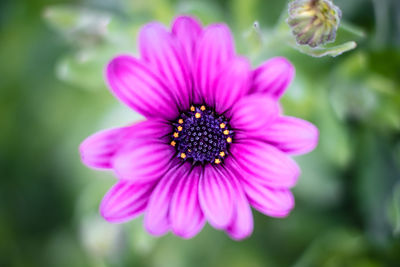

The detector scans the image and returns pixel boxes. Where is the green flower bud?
[287,0,342,48]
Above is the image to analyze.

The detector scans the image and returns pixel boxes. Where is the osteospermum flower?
[287,0,342,48]
[80,15,319,240]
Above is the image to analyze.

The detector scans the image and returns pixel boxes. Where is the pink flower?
[80,16,319,240]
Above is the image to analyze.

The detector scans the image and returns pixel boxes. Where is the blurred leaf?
[80,214,123,259]
[127,220,158,256]
[355,133,398,245]
[232,0,260,30]
[293,229,380,267]
[387,182,400,237]
[314,85,353,168]
[320,113,352,168]
[176,0,224,24]
[295,153,343,207]
[330,81,377,121]
[45,229,89,267]
[329,52,400,131]
[241,21,264,59]
[123,0,175,23]
[56,48,112,90]
[43,5,111,47]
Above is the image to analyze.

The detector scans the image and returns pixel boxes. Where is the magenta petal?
[224,168,253,240]
[263,116,319,155]
[199,166,235,229]
[213,57,251,114]
[250,57,295,99]
[100,180,154,223]
[112,139,174,182]
[194,24,235,105]
[106,55,179,120]
[122,119,172,142]
[144,164,189,236]
[79,127,126,169]
[231,140,300,188]
[242,178,294,218]
[230,94,279,139]
[172,15,202,69]
[170,166,205,239]
[139,22,191,110]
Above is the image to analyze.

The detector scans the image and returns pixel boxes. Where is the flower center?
[170,105,233,165]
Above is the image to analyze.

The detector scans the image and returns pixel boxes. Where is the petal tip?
[79,129,121,169]
[251,57,296,98]
[143,217,169,237]
[203,23,234,47]
[289,160,301,188]
[139,21,166,34]
[227,231,252,241]
[139,22,169,44]
[99,200,120,223]
[105,54,135,92]
[171,229,198,239]
[172,15,202,29]
[308,122,320,151]
[226,219,254,241]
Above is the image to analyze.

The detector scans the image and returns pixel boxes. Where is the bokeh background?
[1,0,400,266]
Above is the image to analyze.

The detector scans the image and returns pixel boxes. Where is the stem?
[372,0,389,47]
[340,21,366,38]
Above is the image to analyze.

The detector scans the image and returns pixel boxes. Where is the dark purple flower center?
[170,105,234,165]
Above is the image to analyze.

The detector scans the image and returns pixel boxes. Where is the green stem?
[340,21,366,38]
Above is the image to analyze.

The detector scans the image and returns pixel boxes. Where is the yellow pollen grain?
[200,105,206,111]
[223,129,229,135]
[215,158,221,164]
[220,123,226,129]
[180,153,186,159]
[177,126,183,131]
[227,137,232,143]
[195,112,201,119]
[190,106,195,111]
[170,141,176,147]
[219,151,225,157]
[178,119,183,124]
[188,149,192,152]
[173,132,179,138]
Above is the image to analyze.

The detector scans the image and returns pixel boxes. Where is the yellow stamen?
[177,126,183,131]
[170,141,176,147]
[223,130,229,135]
[188,149,192,152]
[178,119,183,124]
[219,151,225,157]
[190,106,195,112]
[180,153,186,159]
[200,105,206,111]
[195,112,201,119]
[227,137,232,143]
[215,158,221,164]
[220,123,226,129]
[173,132,179,138]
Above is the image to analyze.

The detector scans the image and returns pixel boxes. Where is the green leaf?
[387,182,400,237]
[293,41,357,58]
[56,49,110,90]
[43,5,111,46]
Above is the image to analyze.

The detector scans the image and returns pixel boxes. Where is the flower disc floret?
[170,105,233,164]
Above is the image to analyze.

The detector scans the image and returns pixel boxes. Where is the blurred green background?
[1,0,399,266]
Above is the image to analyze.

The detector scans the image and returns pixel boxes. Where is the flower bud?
[287,0,342,48]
